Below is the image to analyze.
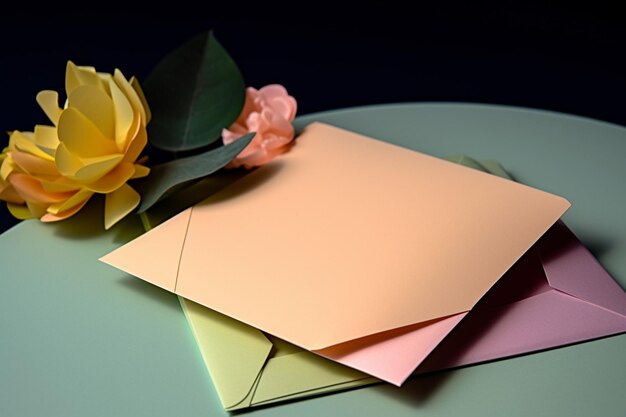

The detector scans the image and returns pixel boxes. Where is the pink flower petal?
[222,127,246,145]
[234,88,258,125]
[223,84,297,168]
[258,84,289,101]
[262,133,294,150]
[267,96,297,120]
[263,112,294,137]
[250,111,268,131]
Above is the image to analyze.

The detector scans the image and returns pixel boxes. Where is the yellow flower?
[0,61,151,229]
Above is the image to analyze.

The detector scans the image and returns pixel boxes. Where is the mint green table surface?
[2,104,625,417]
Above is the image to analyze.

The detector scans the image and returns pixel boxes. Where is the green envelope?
[180,300,377,409]
[141,156,509,411]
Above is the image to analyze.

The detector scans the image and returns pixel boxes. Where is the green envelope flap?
[180,297,376,411]
[445,156,512,181]
[252,349,374,406]
[180,298,272,409]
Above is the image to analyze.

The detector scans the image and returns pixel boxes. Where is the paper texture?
[177,217,626,410]
[101,122,570,386]
[178,158,626,410]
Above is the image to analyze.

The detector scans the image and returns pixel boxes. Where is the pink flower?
[222,85,297,168]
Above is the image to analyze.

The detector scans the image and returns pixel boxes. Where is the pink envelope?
[414,220,626,373]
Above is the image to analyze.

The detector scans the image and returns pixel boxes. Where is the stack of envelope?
[102,123,626,410]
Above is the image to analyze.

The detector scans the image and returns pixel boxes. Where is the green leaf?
[133,133,254,212]
[143,32,245,151]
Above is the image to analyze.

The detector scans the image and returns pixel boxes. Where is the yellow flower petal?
[68,85,115,140]
[9,173,74,204]
[7,203,35,220]
[34,125,60,155]
[27,201,48,218]
[54,143,84,176]
[12,130,33,142]
[40,178,81,193]
[57,108,118,158]
[109,78,135,150]
[75,156,126,183]
[97,72,113,82]
[36,91,62,126]
[130,164,150,179]
[65,61,106,95]
[123,125,147,163]
[11,150,59,177]
[96,72,114,96]
[0,184,24,204]
[41,198,89,223]
[113,69,148,126]
[56,143,124,182]
[11,131,54,161]
[9,62,152,228]
[47,189,93,214]
[1,155,15,181]
[84,162,135,193]
[104,183,140,229]
[131,76,152,124]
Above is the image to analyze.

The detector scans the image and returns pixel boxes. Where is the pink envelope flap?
[540,221,626,317]
[416,222,626,373]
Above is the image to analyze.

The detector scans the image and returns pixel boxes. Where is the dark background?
[1,3,625,232]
